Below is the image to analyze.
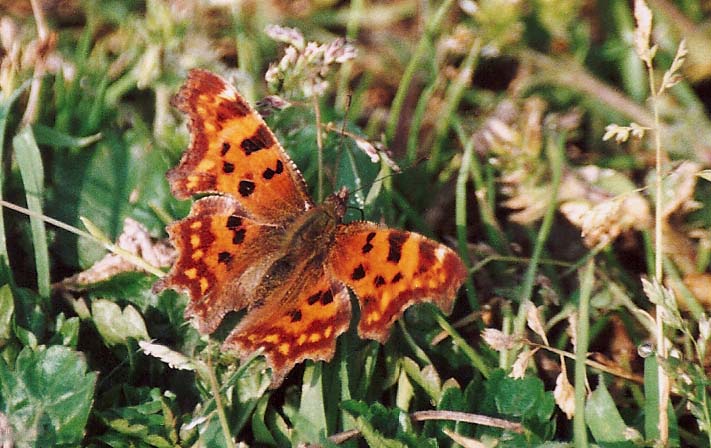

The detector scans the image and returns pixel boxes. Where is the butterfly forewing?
[168,69,313,224]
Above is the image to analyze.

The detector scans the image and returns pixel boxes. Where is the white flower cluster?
[264,25,356,99]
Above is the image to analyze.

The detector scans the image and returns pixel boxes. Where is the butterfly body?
[156,69,467,387]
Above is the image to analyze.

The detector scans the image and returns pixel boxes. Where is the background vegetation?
[1,0,710,446]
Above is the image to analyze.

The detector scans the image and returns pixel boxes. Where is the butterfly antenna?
[348,156,429,197]
[346,205,365,221]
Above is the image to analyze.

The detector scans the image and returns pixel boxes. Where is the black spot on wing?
[362,232,376,254]
[238,180,255,197]
[387,232,408,263]
[289,310,302,322]
[391,272,403,283]
[418,240,437,273]
[241,124,275,155]
[226,215,242,229]
[374,275,386,287]
[320,289,334,305]
[221,142,231,156]
[351,264,366,280]
[223,162,235,173]
[232,228,246,244]
[218,251,233,264]
[262,160,284,179]
[217,99,250,120]
[307,291,322,305]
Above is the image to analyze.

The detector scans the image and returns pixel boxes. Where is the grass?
[1,0,711,446]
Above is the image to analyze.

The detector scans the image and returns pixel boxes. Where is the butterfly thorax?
[250,188,349,306]
[284,187,348,246]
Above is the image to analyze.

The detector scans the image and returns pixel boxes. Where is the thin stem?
[323,409,525,446]
[385,0,455,142]
[0,199,165,278]
[574,259,594,448]
[647,43,670,444]
[206,353,236,448]
[512,133,565,347]
[430,305,490,378]
[23,0,50,126]
[527,341,643,384]
[313,95,324,202]
[454,120,478,311]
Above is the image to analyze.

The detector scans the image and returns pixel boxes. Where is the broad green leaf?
[585,378,637,446]
[252,395,278,446]
[0,345,96,447]
[299,362,328,436]
[91,299,149,346]
[495,374,548,419]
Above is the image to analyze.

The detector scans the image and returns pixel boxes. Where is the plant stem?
[647,45,670,445]
[574,259,594,447]
[512,132,565,349]
[313,95,324,202]
[454,120,479,311]
[385,0,455,143]
[206,354,236,448]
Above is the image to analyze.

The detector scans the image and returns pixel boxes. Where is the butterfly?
[154,69,467,387]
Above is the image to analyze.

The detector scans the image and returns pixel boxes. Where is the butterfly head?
[323,186,349,221]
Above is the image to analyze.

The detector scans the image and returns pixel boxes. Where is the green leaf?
[0,345,96,446]
[0,284,14,341]
[495,374,548,419]
[50,313,80,348]
[251,395,277,446]
[95,387,179,448]
[31,124,102,149]
[401,357,442,402]
[0,79,31,260]
[585,377,638,446]
[91,299,149,346]
[50,131,136,268]
[644,355,660,440]
[13,127,50,297]
[299,362,328,436]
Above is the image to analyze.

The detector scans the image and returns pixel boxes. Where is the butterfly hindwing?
[154,195,284,333]
[327,222,467,342]
[223,268,351,386]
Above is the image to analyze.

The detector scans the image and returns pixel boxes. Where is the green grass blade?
[574,259,594,447]
[644,355,660,440]
[0,80,32,262]
[13,126,50,297]
[32,124,102,149]
[385,0,456,143]
[512,132,565,338]
[454,124,479,310]
[427,38,481,172]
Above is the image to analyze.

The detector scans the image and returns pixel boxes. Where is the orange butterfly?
[155,69,467,387]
